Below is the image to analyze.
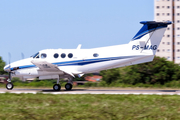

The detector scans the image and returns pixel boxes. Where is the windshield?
[31,52,39,58]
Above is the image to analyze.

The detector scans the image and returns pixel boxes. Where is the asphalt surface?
[0,88,180,95]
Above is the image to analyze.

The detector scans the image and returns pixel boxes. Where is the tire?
[65,83,73,91]
[53,84,61,91]
[6,82,14,90]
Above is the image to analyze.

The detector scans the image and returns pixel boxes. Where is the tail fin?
[129,21,172,55]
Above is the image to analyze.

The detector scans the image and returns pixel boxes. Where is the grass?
[0,93,180,119]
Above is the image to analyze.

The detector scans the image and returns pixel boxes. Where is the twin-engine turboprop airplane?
[4,21,172,91]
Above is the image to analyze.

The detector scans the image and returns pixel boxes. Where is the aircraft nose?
[4,64,10,72]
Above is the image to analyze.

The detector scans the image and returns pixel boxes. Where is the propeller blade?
[21,53,24,59]
[7,53,12,82]
[8,52,11,68]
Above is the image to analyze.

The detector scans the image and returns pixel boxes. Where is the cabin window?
[68,53,73,58]
[93,53,99,57]
[41,53,47,58]
[54,53,59,58]
[61,53,66,58]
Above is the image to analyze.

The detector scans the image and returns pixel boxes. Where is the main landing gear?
[65,83,73,91]
[53,84,61,91]
[53,77,73,91]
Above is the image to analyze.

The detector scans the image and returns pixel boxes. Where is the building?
[85,75,102,82]
[0,75,8,84]
[154,0,180,63]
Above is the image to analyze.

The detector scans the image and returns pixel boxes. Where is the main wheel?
[6,82,14,90]
[65,83,73,91]
[53,84,61,91]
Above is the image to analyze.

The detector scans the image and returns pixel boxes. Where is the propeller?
[21,52,24,59]
[7,53,12,82]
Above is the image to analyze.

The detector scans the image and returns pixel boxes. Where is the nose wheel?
[6,82,14,90]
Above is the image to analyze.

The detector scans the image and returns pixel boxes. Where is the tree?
[120,56,180,85]
[99,56,180,85]
[100,68,120,84]
[0,56,6,75]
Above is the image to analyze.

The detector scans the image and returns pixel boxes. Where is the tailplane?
[129,21,172,55]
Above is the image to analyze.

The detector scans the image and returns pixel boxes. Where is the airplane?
[4,21,172,91]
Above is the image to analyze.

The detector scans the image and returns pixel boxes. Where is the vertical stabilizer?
[129,21,172,55]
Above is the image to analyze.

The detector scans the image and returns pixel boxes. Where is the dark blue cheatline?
[8,55,140,71]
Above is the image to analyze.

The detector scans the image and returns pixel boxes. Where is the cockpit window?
[31,52,39,58]
[41,53,47,59]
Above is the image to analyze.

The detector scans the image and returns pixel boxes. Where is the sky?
[0,0,153,64]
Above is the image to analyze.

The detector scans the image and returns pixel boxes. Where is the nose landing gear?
[6,71,14,90]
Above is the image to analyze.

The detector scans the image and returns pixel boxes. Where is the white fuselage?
[4,43,153,79]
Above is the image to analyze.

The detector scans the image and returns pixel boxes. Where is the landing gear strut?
[53,77,61,91]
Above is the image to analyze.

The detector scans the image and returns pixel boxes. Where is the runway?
[0,88,180,95]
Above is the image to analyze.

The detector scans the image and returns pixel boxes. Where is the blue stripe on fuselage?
[9,56,139,70]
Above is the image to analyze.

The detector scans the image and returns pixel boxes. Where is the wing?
[31,60,75,77]
[31,60,59,71]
